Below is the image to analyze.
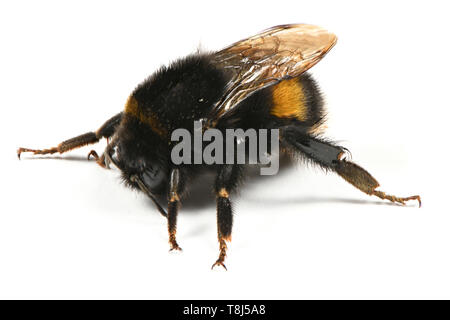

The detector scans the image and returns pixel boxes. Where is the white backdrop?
[1,0,449,299]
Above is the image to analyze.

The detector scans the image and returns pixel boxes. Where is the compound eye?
[141,164,165,191]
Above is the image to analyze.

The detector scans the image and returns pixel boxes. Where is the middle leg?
[212,164,243,270]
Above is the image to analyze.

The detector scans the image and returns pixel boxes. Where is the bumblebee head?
[118,144,168,198]
[119,151,167,195]
[108,116,169,197]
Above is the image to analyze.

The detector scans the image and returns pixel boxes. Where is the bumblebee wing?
[208,24,336,125]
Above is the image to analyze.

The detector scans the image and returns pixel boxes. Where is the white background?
[1,0,449,299]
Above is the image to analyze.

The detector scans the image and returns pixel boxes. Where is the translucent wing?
[208,24,337,125]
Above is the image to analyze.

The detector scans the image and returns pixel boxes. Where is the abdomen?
[226,73,325,133]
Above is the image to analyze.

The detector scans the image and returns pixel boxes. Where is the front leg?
[212,164,243,270]
[167,168,184,251]
[18,112,123,165]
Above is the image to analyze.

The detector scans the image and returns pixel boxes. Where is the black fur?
[298,73,326,129]
[132,53,229,133]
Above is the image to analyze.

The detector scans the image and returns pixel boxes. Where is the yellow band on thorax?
[124,96,167,137]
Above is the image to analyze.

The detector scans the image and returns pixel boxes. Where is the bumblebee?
[18,24,421,269]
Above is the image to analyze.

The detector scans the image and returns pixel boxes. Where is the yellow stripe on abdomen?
[271,78,308,121]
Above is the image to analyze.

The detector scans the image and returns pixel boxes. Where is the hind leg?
[334,160,421,206]
[18,112,123,168]
[335,160,422,207]
[281,126,421,206]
